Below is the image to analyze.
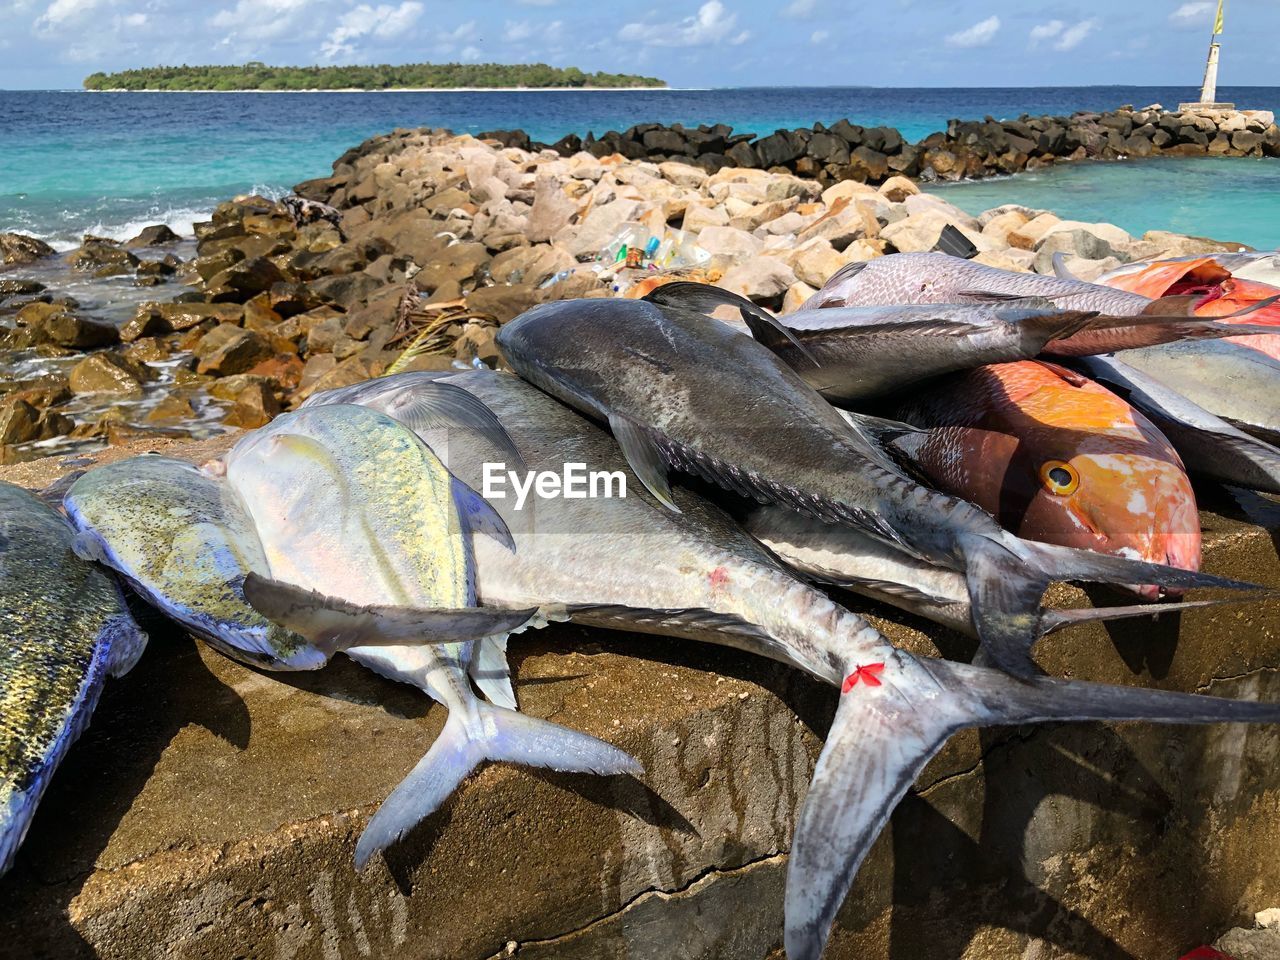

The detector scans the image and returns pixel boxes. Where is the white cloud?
[810,29,828,44]
[1171,2,1214,27]
[459,44,480,60]
[35,0,111,31]
[1029,20,1063,45]
[784,0,816,17]
[503,19,534,42]
[1053,18,1096,51]
[120,11,146,27]
[321,1,423,60]
[945,15,999,48]
[210,0,319,44]
[618,1,749,48]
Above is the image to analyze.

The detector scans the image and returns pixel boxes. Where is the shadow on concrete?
[886,724,1170,960]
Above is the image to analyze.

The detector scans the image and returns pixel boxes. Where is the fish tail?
[1016,308,1099,344]
[958,535,1261,679]
[784,650,1280,960]
[355,700,641,870]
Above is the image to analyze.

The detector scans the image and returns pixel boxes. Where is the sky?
[1,0,1278,90]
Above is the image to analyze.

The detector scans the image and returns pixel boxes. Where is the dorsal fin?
[644,282,821,368]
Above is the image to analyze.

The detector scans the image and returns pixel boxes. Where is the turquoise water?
[3,86,1280,248]
[931,156,1280,250]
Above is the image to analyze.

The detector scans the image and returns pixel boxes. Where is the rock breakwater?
[0,116,1261,464]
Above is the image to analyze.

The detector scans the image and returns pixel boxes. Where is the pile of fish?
[5,248,1280,959]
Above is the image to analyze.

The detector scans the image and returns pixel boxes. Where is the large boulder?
[695,226,764,261]
[125,224,182,248]
[720,256,797,301]
[553,199,641,260]
[69,353,146,397]
[0,233,55,265]
[526,175,580,244]
[194,324,273,376]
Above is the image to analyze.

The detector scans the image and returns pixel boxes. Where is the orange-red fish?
[1102,256,1280,361]
[891,360,1201,596]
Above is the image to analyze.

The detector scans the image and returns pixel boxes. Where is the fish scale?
[1,481,145,876]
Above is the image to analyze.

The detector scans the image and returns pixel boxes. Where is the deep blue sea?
[3,85,1279,249]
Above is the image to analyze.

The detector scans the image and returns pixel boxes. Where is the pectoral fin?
[450,475,516,552]
[609,413,681,513]
[243,573,537,651]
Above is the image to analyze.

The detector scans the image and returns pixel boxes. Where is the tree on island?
[83,63,666,91]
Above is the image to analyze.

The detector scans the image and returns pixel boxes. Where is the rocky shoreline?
[0,107,1268,465]
[478,102,1280,185]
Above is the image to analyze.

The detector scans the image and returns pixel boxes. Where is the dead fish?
[496,296,1254,679]
[1,481,146,876]
[1116,338,1280,446]
[885,360,1201,594]
[306,370,1280,960]
[646,281,1098,401]
[746,506,1231,638]
[63,455,467,671]
[221,403,639,868]
[1095,254,1280,363]
[1071,354,1280,495]
[801,253,1280,355]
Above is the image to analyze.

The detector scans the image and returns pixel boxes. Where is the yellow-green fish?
[1,481,146,876]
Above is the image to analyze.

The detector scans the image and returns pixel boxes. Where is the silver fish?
[222,403,639,869]
[1072,354,1280,495]
[746,506,1236,639]
[496,295,1256,680]
[1,481,146,875]
[1116,338,1280,446]
[800,253,1279,355]
[308,370,1280,960]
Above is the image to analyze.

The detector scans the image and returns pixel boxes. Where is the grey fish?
[1071,354,1280,495]
[1,481,146,876]
[308,370,1280,960]
[746,506,1238,639]
[496,296,1257,680]
[647,281,1097,402]
[222,403,639,869]
[1117,338,1280,446]
[801,253,1279,355]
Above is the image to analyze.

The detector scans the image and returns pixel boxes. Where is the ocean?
[2,85,1279,250]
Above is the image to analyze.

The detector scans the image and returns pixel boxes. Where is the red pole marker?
[841,662,885,694]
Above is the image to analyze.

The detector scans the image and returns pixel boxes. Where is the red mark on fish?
[708,566,730,589]
[841,662,885,693]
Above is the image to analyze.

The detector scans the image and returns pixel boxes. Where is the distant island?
[83,62,667,91]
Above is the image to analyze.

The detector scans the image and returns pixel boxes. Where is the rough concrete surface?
[2,439,1280,960]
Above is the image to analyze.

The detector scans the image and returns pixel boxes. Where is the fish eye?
[1040,460,1079,496]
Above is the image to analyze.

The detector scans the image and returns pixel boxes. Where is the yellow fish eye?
[1040,460,1079,496]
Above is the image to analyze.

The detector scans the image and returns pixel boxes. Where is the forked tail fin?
[355,698,642,869]
[959,535,1262,678]
[784,650,1280,960]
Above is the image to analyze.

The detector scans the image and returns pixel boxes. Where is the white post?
[1200,41,1220,104]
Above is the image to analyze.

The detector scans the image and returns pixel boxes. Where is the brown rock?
[0,232,56,264]
[244,354,305,391]
[124,224,181,248]
[68,241,139,273]
[194,325,272,376]
[207,257,288,300]
[466,285,539,325]
[146,395,197,423]
[526,175,580,243]
[0,400,40,445]
[69,353,145,397]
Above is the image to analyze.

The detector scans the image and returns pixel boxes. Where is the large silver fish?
[496,296,1255,680]
[1071,354,1280,495]
[1,481,146,876]
[222,403,639,868]
[800,253,1278,355]
[1115,338,1280,447]
[746,506,1233,639]
[306,370,1280,960]
[64,455,509,672]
